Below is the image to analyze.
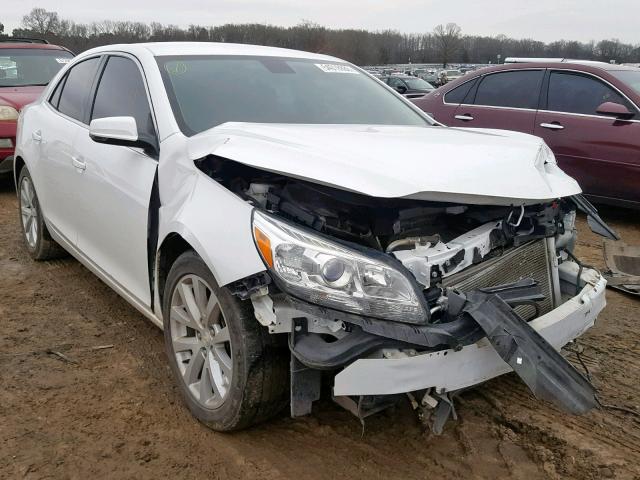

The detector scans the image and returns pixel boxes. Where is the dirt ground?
[1,176,639,480]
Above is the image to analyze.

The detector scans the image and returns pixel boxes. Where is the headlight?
[252,210,428,324]
[0,106,19,121]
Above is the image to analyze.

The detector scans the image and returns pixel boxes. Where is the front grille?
[442,239,555,320]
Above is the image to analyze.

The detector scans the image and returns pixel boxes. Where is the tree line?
[2,8,639,66]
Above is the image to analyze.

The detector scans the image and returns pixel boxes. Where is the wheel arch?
[13,155,26,190]
[156,232,196,310]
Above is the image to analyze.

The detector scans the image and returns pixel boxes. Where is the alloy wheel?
[169,274,233,409]
[20,176,39,249]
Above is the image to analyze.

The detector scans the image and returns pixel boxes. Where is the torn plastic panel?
[571,194,620,240]
[457,282,598,414]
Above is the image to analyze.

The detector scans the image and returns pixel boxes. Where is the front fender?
[158,172,266,287]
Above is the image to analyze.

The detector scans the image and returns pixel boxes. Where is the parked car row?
[413,59,640,207]
[11,40,615,434]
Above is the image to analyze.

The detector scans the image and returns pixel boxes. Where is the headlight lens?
[0,106,19,121]
[252,210,428,324]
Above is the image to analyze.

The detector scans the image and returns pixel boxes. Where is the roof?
[502,58,638,71]
[455,61,640,79]
[0,42,68,51]
[81,42,343,62]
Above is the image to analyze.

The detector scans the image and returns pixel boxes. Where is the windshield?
[156,55,430,136]
[610,70,640,96]
[0,49,73,87]
[403,77,434,90]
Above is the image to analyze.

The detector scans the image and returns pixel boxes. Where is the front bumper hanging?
[333,264,606,404]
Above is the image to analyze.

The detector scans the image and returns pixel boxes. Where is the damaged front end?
[201,156,607,432]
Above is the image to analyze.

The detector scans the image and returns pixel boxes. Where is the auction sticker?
[55,58,71,64]
[315,63,358,74]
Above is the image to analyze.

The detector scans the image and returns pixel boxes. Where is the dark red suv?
[0,39,73,175]
[413,60,640,207]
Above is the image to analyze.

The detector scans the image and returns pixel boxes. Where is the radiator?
[442,239,555,320]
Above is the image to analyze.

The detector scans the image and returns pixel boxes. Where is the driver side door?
[72,54,159,307]
[535,70,640,203]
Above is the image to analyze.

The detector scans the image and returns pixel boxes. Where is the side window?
[91,56,156,143]
[57,57,101,122]
[444,78,478,104]
[547,71,633,116]
[49,75,66,109]
[474,70,544,109]
[387,77,405,89]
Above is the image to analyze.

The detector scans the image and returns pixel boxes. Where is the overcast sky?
[3,0,639,44]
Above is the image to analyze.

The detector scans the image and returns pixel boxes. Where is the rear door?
[73,54,159,306]
[535,70,640,203]
[36,56,102,244]
[453,69,544,133]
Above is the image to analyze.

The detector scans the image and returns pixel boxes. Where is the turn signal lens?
[254,226,273,268]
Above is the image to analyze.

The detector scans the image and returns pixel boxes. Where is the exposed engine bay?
[198,155,608,432]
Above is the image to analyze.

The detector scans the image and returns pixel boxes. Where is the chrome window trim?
[536,108,640,124]
[454,103,538,113]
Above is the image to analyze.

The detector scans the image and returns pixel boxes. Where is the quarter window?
[56,57,101,122]
[91,56,156,143]
[444,78,478,104]
[474,70,544,109]
[547,71,633,116]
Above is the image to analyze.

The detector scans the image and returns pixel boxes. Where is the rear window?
[474,70,544,109]
[0,48,73,87]
[56,57,101,122]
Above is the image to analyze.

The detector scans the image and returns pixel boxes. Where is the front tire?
[18,168,66,260]
[162,251,288,431]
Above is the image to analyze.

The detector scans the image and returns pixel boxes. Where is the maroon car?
[413,60,640,207]
[0,39,73,175]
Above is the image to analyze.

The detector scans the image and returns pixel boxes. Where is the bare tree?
[22,7,60,35]
[433,23,462,67]
[0,21,5,35]
[8,7,640,65]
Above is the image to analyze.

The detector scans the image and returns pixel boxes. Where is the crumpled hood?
[0,86,44,110]
[187,123,581,205]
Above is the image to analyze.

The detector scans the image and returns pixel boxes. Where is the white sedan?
[15,42,608,432]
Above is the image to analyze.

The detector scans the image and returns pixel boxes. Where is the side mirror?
[396,85,407,94]
[89,116,157,154]
[596,101,634,119]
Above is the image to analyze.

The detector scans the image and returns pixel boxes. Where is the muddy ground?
[1,176,639,480]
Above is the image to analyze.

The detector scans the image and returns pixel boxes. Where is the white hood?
[187,123,581,205]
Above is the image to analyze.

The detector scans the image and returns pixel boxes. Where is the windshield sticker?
[55,58,71,64]
[314,64,359,74]
[165,61,188,75]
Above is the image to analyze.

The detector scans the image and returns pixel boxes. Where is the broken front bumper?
[334,264,606,397]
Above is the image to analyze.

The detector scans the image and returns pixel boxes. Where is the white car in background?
[15,42,609,432]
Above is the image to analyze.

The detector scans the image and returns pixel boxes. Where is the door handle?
[32,130,42,143]
[454,114,474,121]
[71,156,86,171]
[540,122,564,131]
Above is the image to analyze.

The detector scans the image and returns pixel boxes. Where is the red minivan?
[413,61,640,208]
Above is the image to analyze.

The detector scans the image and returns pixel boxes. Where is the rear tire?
[18,168,66,260]
[162,250,289,431]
